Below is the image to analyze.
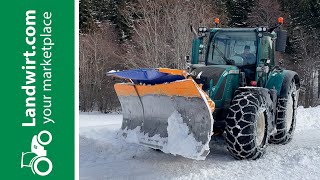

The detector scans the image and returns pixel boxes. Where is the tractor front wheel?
[225,91,270,160]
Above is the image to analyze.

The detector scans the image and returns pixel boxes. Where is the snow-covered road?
[80,106,320,180]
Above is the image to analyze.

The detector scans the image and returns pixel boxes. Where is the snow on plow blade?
[114,77,214,160]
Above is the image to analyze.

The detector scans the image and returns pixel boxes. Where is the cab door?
[257,35,274,86]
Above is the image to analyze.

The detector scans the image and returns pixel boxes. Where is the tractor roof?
[210,27,276,37]
[211,28,257,32]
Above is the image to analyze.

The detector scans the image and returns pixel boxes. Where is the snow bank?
[296,106,320,130]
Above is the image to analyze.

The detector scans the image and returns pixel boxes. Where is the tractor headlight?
[190,70,197,76]
[258,27,268,32]
[198,27,208,33]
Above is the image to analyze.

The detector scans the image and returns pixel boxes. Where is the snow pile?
[121,126,166,148]
[296,106,320,130]
[122,127,140,143]
[166,111,208,160]
[107,70,117,73]
[120,111,209,160]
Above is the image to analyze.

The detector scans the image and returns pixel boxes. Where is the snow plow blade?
[113,71,214,160]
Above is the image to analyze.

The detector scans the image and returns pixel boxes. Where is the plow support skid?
[114,78,214,160]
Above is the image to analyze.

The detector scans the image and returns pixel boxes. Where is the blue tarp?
[109,69,166,80]
[108,68,185,84]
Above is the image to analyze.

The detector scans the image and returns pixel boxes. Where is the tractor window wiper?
[213,44,233,65]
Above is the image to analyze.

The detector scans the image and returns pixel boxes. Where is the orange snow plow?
[109,68,214,160]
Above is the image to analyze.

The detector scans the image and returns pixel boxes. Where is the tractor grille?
[191,66,226,91]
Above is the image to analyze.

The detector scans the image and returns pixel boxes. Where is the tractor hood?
[190,65,240,107]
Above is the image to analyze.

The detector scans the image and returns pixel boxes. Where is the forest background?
[79,0,320,112]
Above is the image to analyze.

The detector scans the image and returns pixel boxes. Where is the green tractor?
[109,18,300,160]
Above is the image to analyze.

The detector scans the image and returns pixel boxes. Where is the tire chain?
[270,82,297,144]
[225,91,267,159]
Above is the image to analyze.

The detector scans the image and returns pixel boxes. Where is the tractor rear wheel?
[270,81,298,144]
[225,91,269,160]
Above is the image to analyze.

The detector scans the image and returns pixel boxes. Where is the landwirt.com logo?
[20,9,55,176]
[21,130,53,176]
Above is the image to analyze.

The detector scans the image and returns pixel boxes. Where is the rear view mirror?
[185,55,190,63]
[276,30,287,52]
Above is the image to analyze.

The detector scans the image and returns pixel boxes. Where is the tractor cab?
[209,28,279,85]
[191,26,286,85]
[206,29,260,68]
[189,22,288,128]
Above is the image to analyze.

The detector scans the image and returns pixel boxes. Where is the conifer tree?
[107,0,133,41]
[225,0,256,27]
[80,0,94,32]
